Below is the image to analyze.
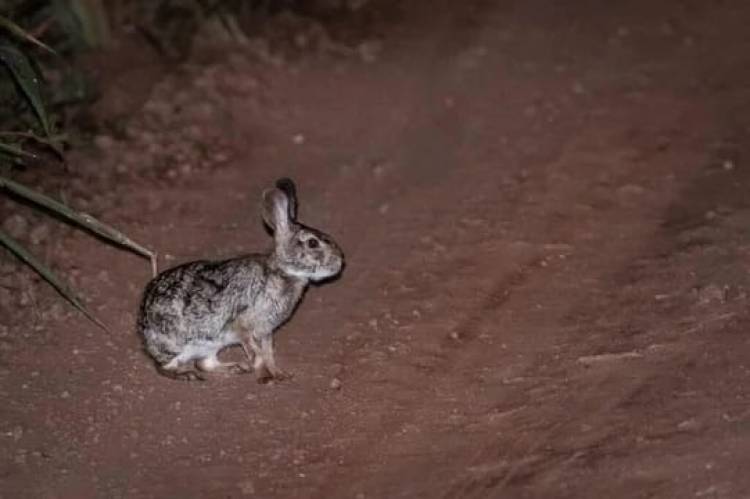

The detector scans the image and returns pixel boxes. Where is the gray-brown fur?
[136,178,344,382]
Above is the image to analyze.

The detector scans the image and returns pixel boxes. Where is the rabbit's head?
[262,178,344,282]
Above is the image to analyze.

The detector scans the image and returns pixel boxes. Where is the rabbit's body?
[137,178,343,381]
[139,256,304,363]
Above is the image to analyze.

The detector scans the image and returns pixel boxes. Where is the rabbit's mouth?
[309,256,343,282]
[278,255,342,282]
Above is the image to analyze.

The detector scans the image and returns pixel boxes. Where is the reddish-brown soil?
[3,1,750,498]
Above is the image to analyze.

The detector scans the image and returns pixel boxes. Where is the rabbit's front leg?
[240,332,288,382]
[259,334,287,379]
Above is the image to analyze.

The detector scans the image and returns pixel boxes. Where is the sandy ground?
[2,1,750,498]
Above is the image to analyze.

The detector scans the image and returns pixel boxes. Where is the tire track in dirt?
[306,91,722,497]
[434,134,744,498]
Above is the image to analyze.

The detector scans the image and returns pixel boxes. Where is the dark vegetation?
[0,0,380,326]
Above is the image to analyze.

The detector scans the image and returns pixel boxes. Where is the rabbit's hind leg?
[159,354,205,381]
[196,355,251,375]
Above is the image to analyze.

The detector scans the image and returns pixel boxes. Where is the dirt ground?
[3,1,750,497]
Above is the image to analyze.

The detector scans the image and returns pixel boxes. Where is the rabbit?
[136,178,344,382]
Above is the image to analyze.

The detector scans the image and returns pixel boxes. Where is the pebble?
[29,223,50,245]
[18,292,31,307]
[677,418,701,431]
[329,377,342,390]
[10,425,23,441]
[238,479,256,495]
[3,214,28,239]
[94,135,115,150]
[347,0,369,11]
[358,40,382,63]
[618,184,646,197]
[696,284,726,305]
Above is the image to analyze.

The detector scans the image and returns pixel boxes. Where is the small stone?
[3,214,28,239]
[677,418,701,431]
[292,134,306,145]
[372,163,387,179]
[618,184,645,198]
[329,378,342,390]
[60,390,71,399]
[697,284,726,305]
[347,0,369,10]
[10,425,23,441]
[212,152,229,163]
[18,292,31,307]
[238,479,255,495]
[358,40,382,63]
[723,160,735,171]
[29,224,50,245]
[94,135,115,150]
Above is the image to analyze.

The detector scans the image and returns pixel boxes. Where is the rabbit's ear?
[275,178,298,220]
[262,188,292,236]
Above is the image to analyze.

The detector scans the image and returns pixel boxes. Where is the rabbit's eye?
[307,238,320,249]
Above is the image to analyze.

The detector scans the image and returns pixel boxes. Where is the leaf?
[68,0,110,48]
[0,15,57,55]
[0,141,39,161]
[0,42,52,136]
[0,175,158,276]
[0,229,110,332]
[0,131,66,160]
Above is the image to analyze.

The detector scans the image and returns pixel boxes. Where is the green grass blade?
[0,229,110,332]
[0,141,39,160]
[0,15,57,55]
[0,175,158,276]
[0,43,52,136]
[69,0,110,48]
[0,131,66,160]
